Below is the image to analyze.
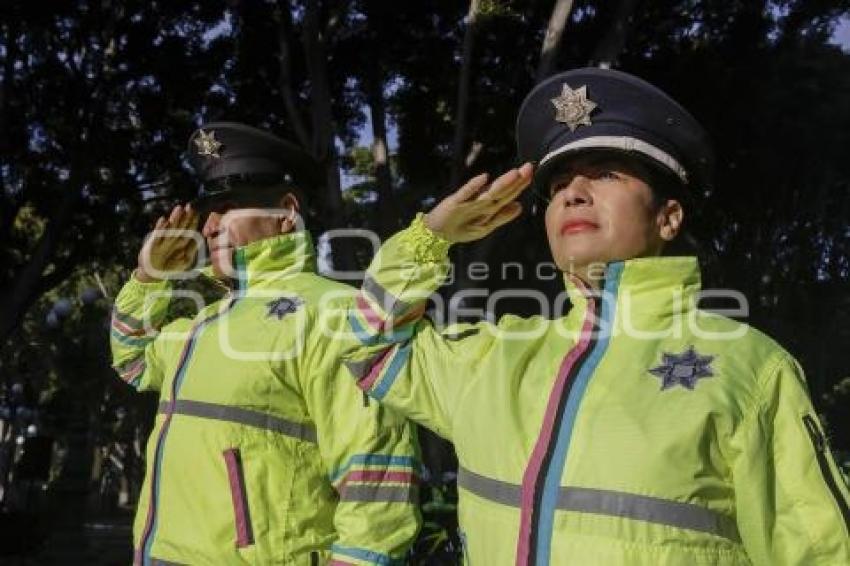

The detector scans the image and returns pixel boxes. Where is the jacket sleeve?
[300,309,422,565]
[733,352,850,565]
[342,213,496,439]
[109,272,174,392]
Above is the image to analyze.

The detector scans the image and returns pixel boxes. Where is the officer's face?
[544,153,682,277]
[201,195,299,277]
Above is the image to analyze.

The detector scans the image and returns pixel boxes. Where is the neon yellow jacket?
[110,232,420,565]
[344,215,850,566]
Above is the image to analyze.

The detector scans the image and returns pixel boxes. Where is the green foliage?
[478,0,520,19]
[344,146,377,178]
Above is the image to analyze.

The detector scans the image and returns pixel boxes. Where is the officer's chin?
[550,242,606,274]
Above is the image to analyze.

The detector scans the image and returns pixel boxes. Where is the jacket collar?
[231,230,317,291]
[564,256,702,327]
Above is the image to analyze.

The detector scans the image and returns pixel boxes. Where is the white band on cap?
[538,135,689,184]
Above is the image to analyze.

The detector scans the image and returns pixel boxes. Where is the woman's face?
[544,153,682,277]
[200,193,299,277]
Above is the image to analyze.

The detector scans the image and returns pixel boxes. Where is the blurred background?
[1,1,849,563]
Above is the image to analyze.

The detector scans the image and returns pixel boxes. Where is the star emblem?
[193,129,223,158]
[648,346,715,391]
[266,296,303,320]
[551,83,597,131]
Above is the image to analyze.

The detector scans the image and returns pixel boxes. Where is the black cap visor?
[192,185,289,215]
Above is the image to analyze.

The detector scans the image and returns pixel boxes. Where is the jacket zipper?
[138,302,238,560]
[521,279,603,565]
[802,414,850,533]
[223,448,255,548]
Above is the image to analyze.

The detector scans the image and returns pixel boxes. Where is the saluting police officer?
[342,68,850,565]
[110,123,421,565]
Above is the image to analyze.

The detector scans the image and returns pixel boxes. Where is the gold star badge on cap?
[194,129,223,158]
[551,84,597,131]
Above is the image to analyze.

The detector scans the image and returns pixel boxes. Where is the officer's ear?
[277,192,301,234]
[656,199,684,242]
[277,192,300,213]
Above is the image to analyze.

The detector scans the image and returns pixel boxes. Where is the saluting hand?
[424,163,534,243]
[136,204,200,282]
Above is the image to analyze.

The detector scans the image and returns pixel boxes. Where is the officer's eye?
[597,169,621,181]
[549,181,569,197]
[548,172,577,196]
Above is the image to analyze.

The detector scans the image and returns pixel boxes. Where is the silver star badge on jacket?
[551,84,597,131]
[648,346,715,390]
[266,296,304,320]
[193,129,223,158]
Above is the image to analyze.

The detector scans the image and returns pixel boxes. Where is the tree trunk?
[449,0,481,189]
[302,1,355,271]
[590,0,640,68]
[275,3,311,150]
[536,0,575,83]
[365,71,398,237]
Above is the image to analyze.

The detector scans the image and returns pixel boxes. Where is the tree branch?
[0,185,81,347]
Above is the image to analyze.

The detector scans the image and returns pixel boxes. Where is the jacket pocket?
[802,414,850,532]
[223,448,255,548]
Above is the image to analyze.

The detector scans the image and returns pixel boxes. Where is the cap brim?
[533,145,687,195]
[192,186,288,215]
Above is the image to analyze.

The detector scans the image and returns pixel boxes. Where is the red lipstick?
[560,220,599,235]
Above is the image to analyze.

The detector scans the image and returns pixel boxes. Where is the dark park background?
[1,0,849,563]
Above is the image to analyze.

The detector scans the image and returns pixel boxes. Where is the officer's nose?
[560,174,593,207]
[202,212,223,239]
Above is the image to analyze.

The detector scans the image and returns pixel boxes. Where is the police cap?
[187,122,318,211]
[516,68,714,194]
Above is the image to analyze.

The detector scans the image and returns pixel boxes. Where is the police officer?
[342,68,850,564]
[110,123,420,565]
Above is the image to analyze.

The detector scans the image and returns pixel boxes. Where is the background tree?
[2,0,850,558]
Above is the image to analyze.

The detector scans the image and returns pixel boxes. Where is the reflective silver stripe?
[339,484,418,503]
[558,486,741,542]
[458,466,739,542]
[363,275,410,318]
[539,136,689,184]
[458,466,520,506]
[159,400,317,443]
